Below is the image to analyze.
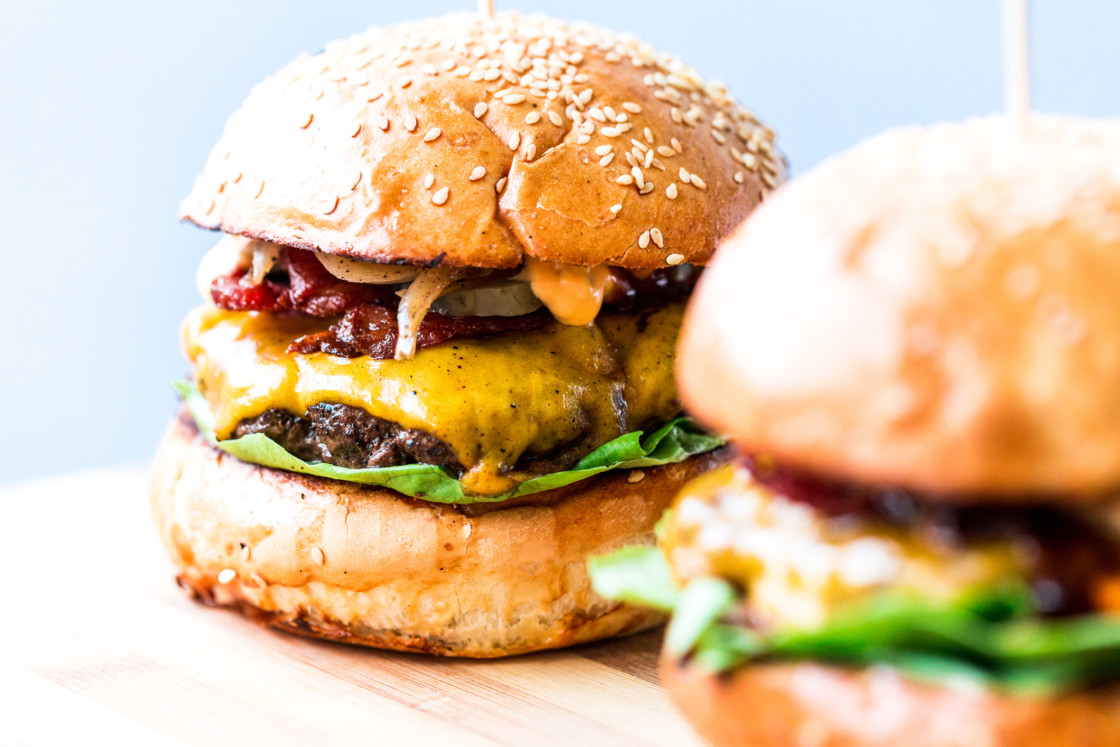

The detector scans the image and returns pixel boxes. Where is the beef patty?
[233,404,464,473]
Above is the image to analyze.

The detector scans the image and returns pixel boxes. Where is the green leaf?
[583,545,1120,696]
[173,380,723,504]
[588,546,680,612]
[666,578,738,656]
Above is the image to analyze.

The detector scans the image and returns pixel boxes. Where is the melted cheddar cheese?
[183,304,683,495]
[664,465,1028,629]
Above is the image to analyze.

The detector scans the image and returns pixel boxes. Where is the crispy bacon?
[288,304,551,359]
[210,247,394,316]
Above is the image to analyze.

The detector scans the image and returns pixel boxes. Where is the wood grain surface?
[0,467,702,746]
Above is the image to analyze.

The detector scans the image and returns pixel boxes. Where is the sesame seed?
[631,166,645,188]
[711,129,727,145]
[367,92,384,103]
[423,127,441,142]
[610,203,622,214]
[474,102,488,118]
[622,102,642,114]
[377,116,390,131]
[734,171,745,184]
[644,149,654,168]
[526,111,541,124]
[601,126,621,138]
[423,173,435,189]
[503,93,527,105]
[404,113,417,132]
[351,122,362,138]
[432,187,449,205]
[589,107,607,123]
[578,88,593,105]
[548,110,563,126]
[311,547,326,565]
[299,112,314,129]
[679,167,691,183]
[525,143,538,161]
[422,63,438,76]
[399,76,412,88]
[762,171,778,188]
[595,145,613,156]
[323,195,340,215]
[627,470,645,483]
[496,177,507,193]
[639,182,654,194]
[650,228,664,247]
[657,145,675,158]
[690,174,708,190]
[671,138,683,153]
[508,131,521,150]
[217,568,237,584]
[577,134,591,145]
[644,127,654,143]
[599,153,615,166]
[631,139,648,153]
[469,166,486,181]
[666,183,678,199]
[351,171,363,191]
[580,121,595,135]
[254,180,266,198]
[205,198,215,215]
[639,230,651,249]
[666,253,685,265]
[241,545,251,561]
[616,174,634,185]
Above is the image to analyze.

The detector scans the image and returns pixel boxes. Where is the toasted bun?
[151,417,727,657]
[662,657,1120,747]
[679,115,1120,500]
[179,12,781,270]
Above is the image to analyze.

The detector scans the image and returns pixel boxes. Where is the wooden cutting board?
[0,467,703,746]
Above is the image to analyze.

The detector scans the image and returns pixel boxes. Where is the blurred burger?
[151,11,783,657]
[591,116,1120,741]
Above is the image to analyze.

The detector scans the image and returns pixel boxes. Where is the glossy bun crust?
[180,12,781,270]
[679,115,1120,500]
[662,657,1120,747]
[151,417,726,657]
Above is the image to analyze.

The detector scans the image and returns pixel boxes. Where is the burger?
[590,116,1120,742]
[150,11,783,657]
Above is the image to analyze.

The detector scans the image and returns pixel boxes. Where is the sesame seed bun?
[661,656,1120,747]
[678,115,1120,500]
[150,416,729,657]
[179,12,782,270]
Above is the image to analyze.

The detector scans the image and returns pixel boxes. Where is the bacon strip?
[288,304,551,359]
[210,247,394,316]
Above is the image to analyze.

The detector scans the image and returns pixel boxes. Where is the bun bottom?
[662,656,1120,746]
[151,417,726,657]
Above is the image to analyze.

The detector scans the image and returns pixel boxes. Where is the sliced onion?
[195,235,254,301]
[431,282,543,318]
[395,268,462,360]
[317,252,421,285]
[248,241,281,285]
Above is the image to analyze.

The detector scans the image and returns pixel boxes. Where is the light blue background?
[2,1,1116,484]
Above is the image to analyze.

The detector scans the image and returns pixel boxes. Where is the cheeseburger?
[592,116,1120,742]
[151,11,783,657]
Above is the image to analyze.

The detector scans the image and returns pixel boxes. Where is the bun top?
[180,12,782,270]
[679,115,1120,500]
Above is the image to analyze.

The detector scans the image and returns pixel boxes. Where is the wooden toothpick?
[1002,0,1031,120]
[478,0,495,17]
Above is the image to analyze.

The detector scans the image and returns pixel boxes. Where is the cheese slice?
[183,304,683,495]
